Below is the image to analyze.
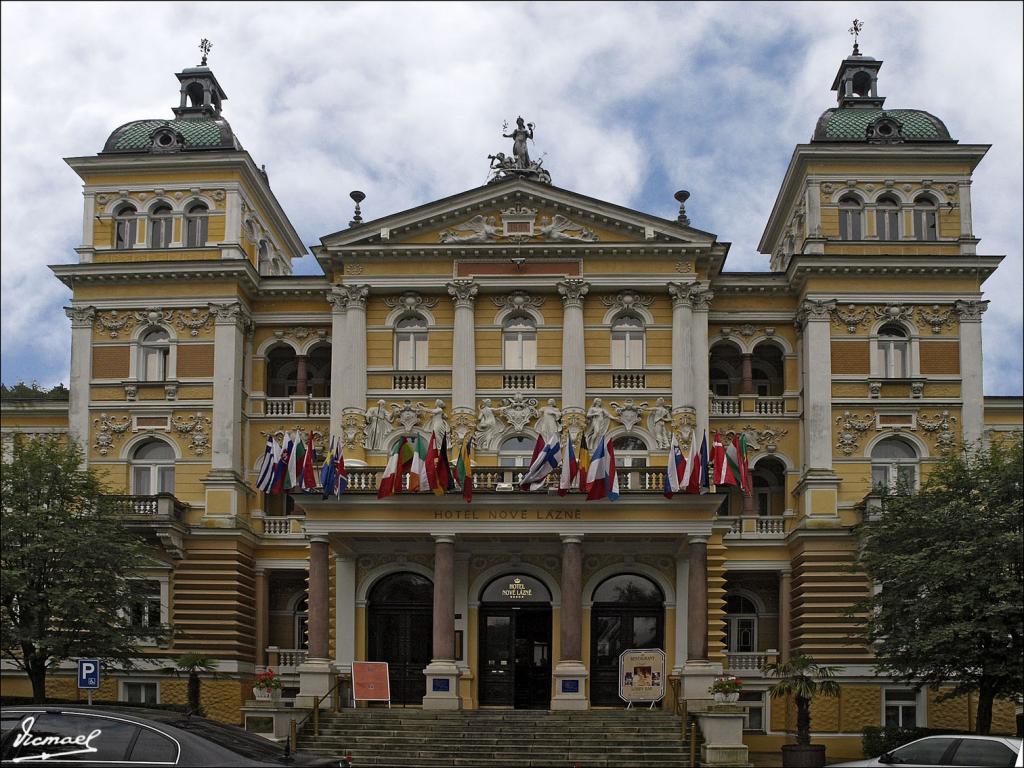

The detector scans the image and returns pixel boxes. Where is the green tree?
[0,435,167,702]
[765,655,841,746]
[165,653,219,715]
[855,436,1024,734]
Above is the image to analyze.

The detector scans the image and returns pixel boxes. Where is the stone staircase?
[297,708,694,767]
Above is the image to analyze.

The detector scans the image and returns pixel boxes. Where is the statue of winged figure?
[538,214,598,242]
[439,215,499,244]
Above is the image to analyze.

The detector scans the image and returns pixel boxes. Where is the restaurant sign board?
[618,648,666,704]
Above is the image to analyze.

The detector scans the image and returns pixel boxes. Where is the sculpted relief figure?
[417,399,450,442]
[586,397,614,446]
[534,399,562,440]
[475,399,507,450]
[648,397,672,449]
[439,215,499,244]
[364,398,392,450]
[503,116,535,169]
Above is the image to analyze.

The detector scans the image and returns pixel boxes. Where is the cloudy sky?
[2,2,1021,393]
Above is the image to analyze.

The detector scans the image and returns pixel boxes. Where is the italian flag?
[408,434,430,492]
[378,437,414,498]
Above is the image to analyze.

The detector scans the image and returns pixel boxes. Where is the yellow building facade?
[1,46,1021,758]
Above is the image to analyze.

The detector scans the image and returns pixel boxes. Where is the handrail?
[291,675,345,740]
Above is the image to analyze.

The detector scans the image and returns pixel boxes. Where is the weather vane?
[849,19,863,56]
[199,38,212,66]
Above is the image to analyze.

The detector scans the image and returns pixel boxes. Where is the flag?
[271,432,295,494]
[334,441,348,496]
[425,433,441,494]
[256,435,279,493]
[699,431,710,493]
[724,434,749,493]
[378,438,413,498]
[576,433,591,494]
[682,429,701,494]
[320,437,338,499]
[714,432,738,487]
[738,433,752,495]
[586,435,620,501]
[519,434,562,491]
[558,432,578,496]
[456,436,474,503]
[298,431,318,492]
[663,433,686,498]
[437,434,455,495]
[408,434,430,492]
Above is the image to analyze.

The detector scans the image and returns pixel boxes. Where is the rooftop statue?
[488,116,552,185]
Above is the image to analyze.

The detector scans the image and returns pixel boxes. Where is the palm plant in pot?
[764,655,840,768]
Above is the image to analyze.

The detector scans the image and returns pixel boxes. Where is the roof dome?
[101,116,242,154]
[813,108,954,144]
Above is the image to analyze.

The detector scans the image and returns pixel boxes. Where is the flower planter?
[781,744,826,768]
[713,692,740,703]
[252,687,280,703]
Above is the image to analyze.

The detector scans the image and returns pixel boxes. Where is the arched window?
[913,196,938,241]
[709,341,742,397]
[752,456,786,516]
[114,204,138,249]
[292,595,309,650]
[149,204,173,248]
[877,324,910,378]
[395,314,428,370]
[266,345,298,397]
[875,196,900,240]
[871,437,919,491]
[612,435,648,468]
[184,202,209,247]
[724,594,759,653]
[838,196,863,240]
[130,439,175,495]
[139,328,170,382]
[751,341,785,396]
[499,435,535,468]
[503,313,537,370]
[610,313,644,369]
[258,242,273,276]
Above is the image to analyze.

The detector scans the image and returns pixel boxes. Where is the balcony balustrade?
[723,516,787,539]
[308,398,331,417]
[262,517,304,536]
[611,371,646,389]
[105,493,186,521]
[711,396,741,416]
[725,650,779,677]
[755,396,785,415]
[502,372,536,390]
[393,373,428,390]
[264,397,293,416]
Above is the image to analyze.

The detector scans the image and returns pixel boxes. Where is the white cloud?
[1,1,1020,393]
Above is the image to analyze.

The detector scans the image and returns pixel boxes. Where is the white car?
[829,734,1023,767]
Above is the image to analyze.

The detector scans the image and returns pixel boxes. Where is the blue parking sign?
[78,659,100,689]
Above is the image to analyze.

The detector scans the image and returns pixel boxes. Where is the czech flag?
[558,433,578,497]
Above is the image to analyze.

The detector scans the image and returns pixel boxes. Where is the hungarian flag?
[256,435,280,493]
[664,433,686,499]
[270,432,295,494]
[577,433,591,494]
[456,436,474,503]
[724,433,751,493]
[408,434,430,492]
[378,438,414,498]
[558,433,577,497]
[712,432,738,487]
[586,435,619,501]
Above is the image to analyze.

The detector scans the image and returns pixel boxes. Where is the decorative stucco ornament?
[537,214,598,242]
[491,291,545,312]
[171,412,212,456]
[831,304,870,334]
[502,392,540,434]
[383,292,440,312]
[918,410,959,453]
[94,310,135,338]
[93,413,131,456]
[610,399,647,434]
[439,216,499,244]
[175,308,212,337]
[835,411,874,456]
[601,290,654,313]
[872,303,915,325]
[917,305,954,334]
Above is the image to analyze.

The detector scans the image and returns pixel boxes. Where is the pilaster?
[955,299,988,446]
[690,287,713,436]
[448,280,479,418]
[668,282,695,418]
[64,306,96,457]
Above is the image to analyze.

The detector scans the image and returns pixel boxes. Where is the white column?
[955,299,989,446]
[208,301,249,473]
[224,189,242,246]
[797,299,836,471]
[668,282,695,416]
[327,290,348,438]
[81,194,95,260]
[335,554,356,676]
[557,279,589,424]
[447,281,479,416]
[958,180,973,238]
[690,287,714,436]
[65,306,96,458]
[333,285,369,439]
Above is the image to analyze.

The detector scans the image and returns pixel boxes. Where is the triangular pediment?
[318,179,718,250]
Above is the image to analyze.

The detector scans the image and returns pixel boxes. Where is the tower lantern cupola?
[173,39,228,118]
[831,20,885,109]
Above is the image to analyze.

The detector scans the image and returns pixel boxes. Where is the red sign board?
[352,661,391,703]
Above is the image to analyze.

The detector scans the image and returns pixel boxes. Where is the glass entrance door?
[366,572,433,705]
[479,607,551,708]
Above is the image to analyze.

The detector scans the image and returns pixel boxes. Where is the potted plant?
[708,675,743,702]
[764,655,840,768]
[253,667,282,702]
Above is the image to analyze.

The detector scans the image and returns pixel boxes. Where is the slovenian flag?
[558,432,577,497]
[585,435,619,501]
[256,435,280,493]
[714,432,738,487]
[664,433,686,498]
[519,434,562,491]
[270,432,295,494]
[682,429,700,494]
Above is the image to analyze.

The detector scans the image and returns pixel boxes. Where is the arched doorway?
[478,574,552,709]
[590,573,665,706]
[366,572,433,705]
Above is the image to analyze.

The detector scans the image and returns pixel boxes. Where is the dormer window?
[150,127,182,153]
[838,196,863,240]
[184,202,209,247]
[913,196,938,241]
[866,116,905,145]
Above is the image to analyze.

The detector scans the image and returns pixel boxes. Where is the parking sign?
[78,659,100,689]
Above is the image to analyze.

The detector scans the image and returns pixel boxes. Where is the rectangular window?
[504,333,536,370]
[915,211,938,241]
[880,341,909,378]
[871,465,889,488]
[133,466,151,496]
[611,332,644,369]
[839,209,862,240]
[739,690,765,731]
[756,490,771,516]
[129,581,162,629]
[122,681,159,704]
[396,333,428,370]
[158,466,175,494]
[142,347,167,381]
[876,209,899,240]
[884,689,918,727]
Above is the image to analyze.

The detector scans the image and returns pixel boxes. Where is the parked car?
[0,706,344,767]
[829,734,1023,767]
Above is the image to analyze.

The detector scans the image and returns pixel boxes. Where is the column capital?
[332,284,369,311]
[208,300,252,330]
[954,298,989,322]
[687,535,709,546]
[559,534,584,545]
[64,305,96,327]
[308,535,330,546]
[557,278,590,308]
[688,287,714,311]
[432,533,457,544]
[796,298,837,327]
[667,281,697,307]
[446,280,479,308]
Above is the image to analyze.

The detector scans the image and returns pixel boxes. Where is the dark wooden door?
[479,607,551,708]
[367,608,432,705]
[590,609,663,706]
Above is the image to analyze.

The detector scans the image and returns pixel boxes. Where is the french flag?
[664,433,686,499]
[585,435,619,502]
[519,434,562,491]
